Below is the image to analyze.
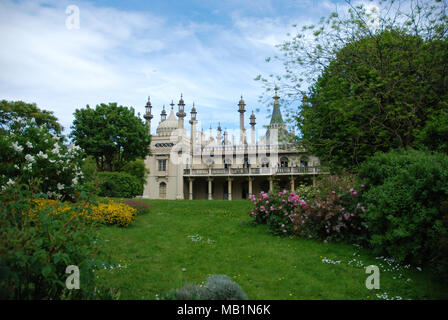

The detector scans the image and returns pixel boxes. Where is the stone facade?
[142,90,325,200]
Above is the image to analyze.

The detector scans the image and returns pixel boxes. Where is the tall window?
[158,159,167,171]
[280,156,289,168]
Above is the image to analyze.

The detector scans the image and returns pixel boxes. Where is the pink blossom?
[361,184,366,188]
[350,213,354,217]
[284,212,288,216]
[341,208,345,211]
[281,224,285,228]
[283,230,287,233]
[260,206,265,212]
[270,206,274,211]
[323,240,328,243]
[361,206,365,213]
[279,206,283,210]
[344,213,349,220]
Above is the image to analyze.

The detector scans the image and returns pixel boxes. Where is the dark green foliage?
[359,149,448,266]
[0,100,62,133]
[81,156,98,182]
[257,0,448,172]
[170,274,248,300]
[97,171,142,198]
[299,31,448,171]
[0,187,112,299]
[70,103,151,172]
[121,158,148,187]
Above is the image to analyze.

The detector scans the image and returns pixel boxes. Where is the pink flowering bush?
[291,186,369,243]
[249,185,369,243]
[249,190,308,235]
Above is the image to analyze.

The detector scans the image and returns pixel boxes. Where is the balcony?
[183,166,327,176]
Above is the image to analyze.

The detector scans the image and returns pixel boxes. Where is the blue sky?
[0,0,347,137]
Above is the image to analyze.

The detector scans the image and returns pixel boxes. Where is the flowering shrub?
[249,190,308,236]
[120,200,151,215]
[0,188,112,300]
[249,186,369,243]
[0,116,84,201]
[27,199,137,227]
[291,186,369,243]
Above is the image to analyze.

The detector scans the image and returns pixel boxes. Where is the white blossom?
[57,183,64,190]
[25,154,35,163]
[11,141,24,152]
[26,141,33,148]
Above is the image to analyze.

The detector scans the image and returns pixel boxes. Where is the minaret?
[176,94,186,129]
[250,110,256,145]
[217,122,222,144]
[238,95,246,145]
[189,102,197,150]
[160,104,167,122]
[144,96,153,134]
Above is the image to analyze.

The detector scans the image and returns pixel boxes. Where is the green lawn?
[95,199,448,300]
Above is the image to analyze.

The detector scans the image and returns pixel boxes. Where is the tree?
[70,103,151,172]
[257,0,448,171]
[0,100,62,133]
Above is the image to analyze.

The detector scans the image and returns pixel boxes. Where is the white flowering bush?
[0,117,84,200]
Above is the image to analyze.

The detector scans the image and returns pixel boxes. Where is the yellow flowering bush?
[81,201,137,227]
[28,199,137,227]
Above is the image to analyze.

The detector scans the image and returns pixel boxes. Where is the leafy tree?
[257,0,448,171]
[70,103,151,172]
[0,100,62,133]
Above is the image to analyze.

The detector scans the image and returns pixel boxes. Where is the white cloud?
[0,0,333,135]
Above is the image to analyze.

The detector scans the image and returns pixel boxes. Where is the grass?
[95,199,448,300]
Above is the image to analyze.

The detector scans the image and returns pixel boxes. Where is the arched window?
[159,182,167,199]
[280,156,289,168]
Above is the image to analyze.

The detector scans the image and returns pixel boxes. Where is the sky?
[0,0,346,137]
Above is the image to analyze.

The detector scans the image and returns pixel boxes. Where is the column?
[290,176,295,192]
[208,177,213,200]
[227,178,233,201]
[268,177,273,193]
[248,177,253,196]
[189,178,194,200]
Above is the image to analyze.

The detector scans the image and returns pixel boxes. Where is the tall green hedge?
[359,149,448,266]
[97,171,143,198]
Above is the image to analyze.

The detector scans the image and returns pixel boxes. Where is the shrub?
[120,200,151,216]
[97,171,143,198]
[249,186,368,243]
[200,274,248,300]
[249,190,308,235]
[121,158,148,187]
[0,116,84,201]
[291,186,369,243]
[170,274,248,300]
[359,149,448,266]
[0,187,111,299]
[27,199,137,228]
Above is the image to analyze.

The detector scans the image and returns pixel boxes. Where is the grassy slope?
[96,199,448,300]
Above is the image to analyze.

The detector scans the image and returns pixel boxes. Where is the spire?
[190,102,197,122]
[238,95,246,113]
[144,96,153,122]
[160,104,167,121]
[250,110,256,127]
[270,87,284,125]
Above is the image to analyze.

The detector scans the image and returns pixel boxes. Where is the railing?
[183,166,327,176]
